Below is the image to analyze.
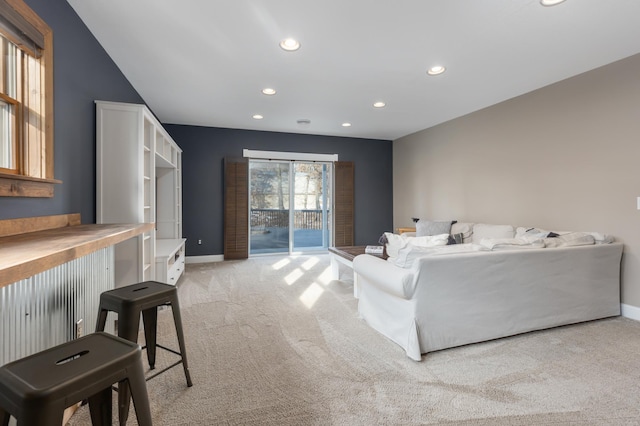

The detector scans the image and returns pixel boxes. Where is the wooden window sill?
[0,173,62,198]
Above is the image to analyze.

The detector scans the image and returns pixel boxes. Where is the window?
[0,0,58,197]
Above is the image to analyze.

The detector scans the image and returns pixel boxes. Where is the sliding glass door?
[249,160,332,255]
[292,162,331,252]
[249,161,290,255]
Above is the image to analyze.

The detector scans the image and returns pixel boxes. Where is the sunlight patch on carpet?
[271,258,290,270]
[301,257,319,270]
[300,282,325,308]
[317,265,332,285]
[284,268,303,285]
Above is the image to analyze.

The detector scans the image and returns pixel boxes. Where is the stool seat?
[0,332,151,426]
[96,280,192,425]
[97,280,184,313]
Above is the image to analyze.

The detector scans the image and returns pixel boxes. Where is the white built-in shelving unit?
[96,100,185,287]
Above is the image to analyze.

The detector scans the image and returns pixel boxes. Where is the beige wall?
[393,53,640,308]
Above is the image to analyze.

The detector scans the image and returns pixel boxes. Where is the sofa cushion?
[555,232,595,247]
[450,222,474,243]
[516,227,614,245]
[585,232,614,244]
[479,237,545,250]
[472,224,515,243]
[416,220,454,237]
[394,242,487,268]
[394,246,438,268]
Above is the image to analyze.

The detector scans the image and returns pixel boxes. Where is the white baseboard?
[621,304,640,321]
[186,255,224,264]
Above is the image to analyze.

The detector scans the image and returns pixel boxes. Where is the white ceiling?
[66,0,640,141]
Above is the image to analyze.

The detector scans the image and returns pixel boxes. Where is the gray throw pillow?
[447,233,464,245]
[416,220,453,237]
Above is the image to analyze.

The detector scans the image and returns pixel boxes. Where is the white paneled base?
[186,255,224,264]
[621,303,640,321]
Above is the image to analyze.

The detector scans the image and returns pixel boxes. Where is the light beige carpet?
[69,254,640,425]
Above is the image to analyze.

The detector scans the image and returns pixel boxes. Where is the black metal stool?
[95,280,192,425]
[0,332,151,426]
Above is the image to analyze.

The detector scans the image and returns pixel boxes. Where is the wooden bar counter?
[0,214,153,288]
[0,214,153,422]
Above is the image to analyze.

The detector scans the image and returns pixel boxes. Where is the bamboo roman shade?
[223,157,249,259]
[333,161,354,246]
[0,1,45,53]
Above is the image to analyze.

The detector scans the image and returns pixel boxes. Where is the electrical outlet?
[198,239,202,245]
[75,319,83,339]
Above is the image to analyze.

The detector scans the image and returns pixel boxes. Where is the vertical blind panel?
[224,157,249,259]
[334,161,354,247]
[0,246,114,365]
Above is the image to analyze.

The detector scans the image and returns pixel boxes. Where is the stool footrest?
[141,343,182,358]
[139,343,187,383]
[146,360,185,382]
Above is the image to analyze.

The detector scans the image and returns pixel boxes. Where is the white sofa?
[353,222,623,361]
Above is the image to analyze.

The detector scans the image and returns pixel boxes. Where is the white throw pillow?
[472,224,515,243]
[383,232,409,258]
[451,222,473,238]
[515,227,549,239]
[384,232,449,260]
[408,233,450,248]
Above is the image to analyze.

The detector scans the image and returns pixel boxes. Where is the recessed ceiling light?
[373,101,386,108]
[540,0,566,6]
[342,122,352,127]
[253,114,263,120]
[427,65,446,76]
[262,88,276,95]
[279,38,300,51]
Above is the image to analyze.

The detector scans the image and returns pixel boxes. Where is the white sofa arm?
[353,254,416,299]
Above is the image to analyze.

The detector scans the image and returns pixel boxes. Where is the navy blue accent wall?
[0,0,143,222]
[164,125,393,256]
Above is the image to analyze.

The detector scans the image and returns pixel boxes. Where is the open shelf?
[96,100,183,286]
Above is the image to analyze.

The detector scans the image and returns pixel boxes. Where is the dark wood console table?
[329,246,387,298]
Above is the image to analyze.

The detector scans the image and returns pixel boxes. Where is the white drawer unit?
[156,239,186,285]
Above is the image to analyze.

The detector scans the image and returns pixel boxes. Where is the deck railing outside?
[250,208,327,230]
